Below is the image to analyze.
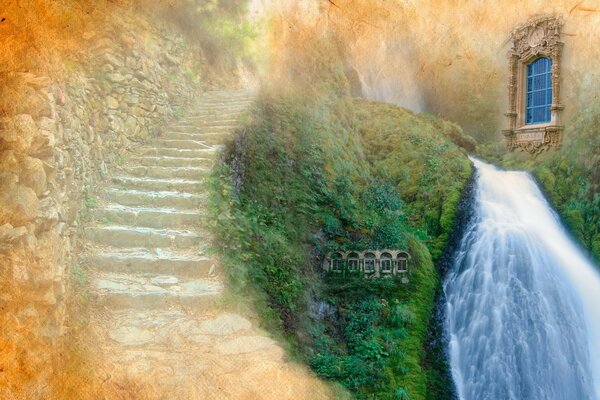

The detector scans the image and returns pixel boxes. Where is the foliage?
[354,99,473,259]
[209,84,471,399]
[502,90,600,264]
[143,0,257,69]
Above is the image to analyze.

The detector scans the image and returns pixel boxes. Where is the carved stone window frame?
[503,15,564,154]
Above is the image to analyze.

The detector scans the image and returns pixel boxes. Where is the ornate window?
[503,16,564,154]
[526,57,552,124]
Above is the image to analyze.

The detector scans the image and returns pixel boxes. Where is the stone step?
[150,139,214,150]
[160,131,232,143]
[191,133,232,146]
[103,188,205,209]
[187,105,248,114]
[195,101,253,108]
[173,119,240,128]
[136,147,218,159]
[121,165,209,179]
[92,272,223,310]
[129,156,213,168]
[185,111,247,120]
[96,204,201,229]
[85,247,213,277]
[112,176,203,192]
[167,124,238,133]
[201,89,255,96]
[100,310,256,349]
[198,96,254,104]
[86,225,205,249]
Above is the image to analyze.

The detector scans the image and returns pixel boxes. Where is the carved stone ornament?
[503,15,564,154]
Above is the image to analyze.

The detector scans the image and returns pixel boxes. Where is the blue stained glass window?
[526,57,552,124]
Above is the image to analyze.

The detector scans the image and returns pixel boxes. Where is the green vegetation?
[151,0,258,70]
[501,93,600,264]
[209,79,472,398]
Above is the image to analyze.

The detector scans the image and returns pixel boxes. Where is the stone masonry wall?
[0,13,220,392]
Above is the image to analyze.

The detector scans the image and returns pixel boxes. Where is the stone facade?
[503,15,564,154]
[322,250,410,282]
[0,16,215,392]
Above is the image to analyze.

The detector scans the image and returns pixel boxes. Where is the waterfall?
[445,158,600,400]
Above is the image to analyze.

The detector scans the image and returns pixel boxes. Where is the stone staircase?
[82,90,335,399]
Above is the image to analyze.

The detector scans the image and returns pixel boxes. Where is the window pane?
[526,58,552,124]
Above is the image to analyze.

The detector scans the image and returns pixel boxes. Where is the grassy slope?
[210,88,472,399]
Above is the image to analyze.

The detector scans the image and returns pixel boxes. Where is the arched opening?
[364,252,377,274]
[331,252,345,273]
[397,252,409,273]
[380,252,393,274]
[347,252,360,272]
[526,57,552,125]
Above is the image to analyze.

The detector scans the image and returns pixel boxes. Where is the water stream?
[445,158,600,400]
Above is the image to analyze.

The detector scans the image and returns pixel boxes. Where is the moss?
[210,84,472,399]
[500,94,600,264]
[354,99,473,260]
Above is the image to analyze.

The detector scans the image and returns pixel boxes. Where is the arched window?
[347,252,360,273]
[526,57,552,124]
[331,252,345,273]
[380,253,393,274]
[397,252,409,273]
[364,252,377,274]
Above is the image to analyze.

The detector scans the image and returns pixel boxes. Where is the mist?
[258,0,600,142]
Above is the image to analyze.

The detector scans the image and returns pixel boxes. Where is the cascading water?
[445,158,600,400]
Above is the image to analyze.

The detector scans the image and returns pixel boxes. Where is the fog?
[256,0,600,142]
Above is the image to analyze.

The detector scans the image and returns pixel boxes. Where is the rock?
[104,53,125,68]
[150,276,178,286]
[0,223,28,243]
[19,156,47,196]
[109,326,154,346]
[9,86,51,118]
[36,197,60,231]
[195,314,252,336]
[0,170,18,187]
[124,94,139,105]
[106,96,119,109]
[30,130,56,156]
[163,53,181,66]
[0,150,19,173]
[16,72,51,89]
[108,73,126,83]
[125,115,138,135]
[38,117,56,133]
[0,183,39,226]
[0,114,39,153]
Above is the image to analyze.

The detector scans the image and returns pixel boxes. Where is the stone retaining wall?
[0,14,224,391]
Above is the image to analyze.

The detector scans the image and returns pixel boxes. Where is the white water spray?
[445,158,600,400]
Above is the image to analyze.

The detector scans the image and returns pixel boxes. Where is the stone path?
[83,90,335,399]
